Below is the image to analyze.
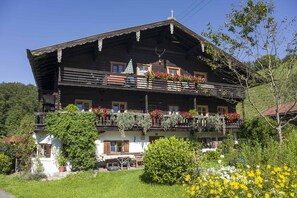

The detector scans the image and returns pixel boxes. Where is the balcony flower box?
[224,112,240,125]
[149,109,163,126]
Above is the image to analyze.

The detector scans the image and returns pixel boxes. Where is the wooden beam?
[136,31,140,42]
[194,97,197,110]
[170,23,174,34]
[145,93,149,113]
[57,49,62,63]
[98,39,103,51]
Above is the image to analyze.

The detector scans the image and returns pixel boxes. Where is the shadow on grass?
[139,172,153,184]
[139,172,178,186]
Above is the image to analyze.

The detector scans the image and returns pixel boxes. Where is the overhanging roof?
[30,19,207,56]
[27,19,251,93]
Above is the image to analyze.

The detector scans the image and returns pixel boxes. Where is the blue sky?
[0,0,296,85]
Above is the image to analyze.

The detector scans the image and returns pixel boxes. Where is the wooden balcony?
[59,67,245,99]
[34,112,242,133]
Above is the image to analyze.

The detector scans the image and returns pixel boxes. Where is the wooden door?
[136,64,152,89]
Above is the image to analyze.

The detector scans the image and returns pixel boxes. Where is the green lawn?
[0,170,183,198]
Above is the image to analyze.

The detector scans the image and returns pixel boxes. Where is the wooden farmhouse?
[28,18,245,175]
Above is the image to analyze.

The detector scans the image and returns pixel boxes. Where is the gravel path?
[0,189,15,198]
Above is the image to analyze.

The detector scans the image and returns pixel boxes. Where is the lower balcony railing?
[34,112,242,133]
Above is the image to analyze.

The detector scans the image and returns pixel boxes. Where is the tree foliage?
[202,0,297,144]
[46,111,98,171]
[0,153,12,174]
[15,114,36,172]
[0,82,38,135]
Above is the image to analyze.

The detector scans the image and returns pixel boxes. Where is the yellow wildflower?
[241,177,248,183]
[247,193,252,198]
[256,168,261,176]
[255,176,263,184]
[265,193,270,198]
[240,184,248,191]
[290,192,295,197]
[195,185,199,191]
[271,171,276,175]
[185,175,190,182]
[247,171,255,177]
[267,164,271,169]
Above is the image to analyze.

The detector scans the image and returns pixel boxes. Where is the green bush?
[0,153,12,174]
[205,151,220,161]
[46,112,97,171]
[143,136,197,184]
[66,104,79,112]
[236,131,297,169]
[239,117,278,146]
[25,173,47,181]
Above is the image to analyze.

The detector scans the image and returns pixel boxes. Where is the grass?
[0,170,183,198]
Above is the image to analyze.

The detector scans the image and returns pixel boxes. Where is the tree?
[15,114,36,172]
[201,0,296,144]
[0,83,38,134]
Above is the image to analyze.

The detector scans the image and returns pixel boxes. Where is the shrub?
[239,117,278,146]
[0,153,12,174]
[66,104,79,112]
[46,112,97,171]
[143,136,197,184]
[25,173,47,181]
[205,151,221,161]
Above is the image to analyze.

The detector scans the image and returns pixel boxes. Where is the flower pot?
[59,166,65,172]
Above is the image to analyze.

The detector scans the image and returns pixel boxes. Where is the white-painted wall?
[32,132,61,176]
[34,130,190,175]
[97,131,190,157]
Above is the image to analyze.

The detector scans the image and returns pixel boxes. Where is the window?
[149,136,164,143]
[136,64,152,76]
[112,101,127,113]
[194,72,207,81]
[217,106,228,115]
[167,66,181,75]
[169,105,179,114]
[111,62,126,73]
[197,105,208,116]
[36,144,51,158]
[104,140,129,154]
[75,99,92,112]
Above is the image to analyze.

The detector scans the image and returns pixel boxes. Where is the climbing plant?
[116,112,152,136]
[46,110,98,171]
[161,114,183,131]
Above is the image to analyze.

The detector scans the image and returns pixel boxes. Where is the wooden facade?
[28,19,245,137]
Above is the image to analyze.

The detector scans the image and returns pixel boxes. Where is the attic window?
[111,62,126,73]
[167,66,180,75]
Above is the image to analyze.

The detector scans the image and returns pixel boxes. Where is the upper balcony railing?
[59,67,245,99]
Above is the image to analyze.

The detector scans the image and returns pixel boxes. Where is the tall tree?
[0,83,38,134]
[201,0,296,144]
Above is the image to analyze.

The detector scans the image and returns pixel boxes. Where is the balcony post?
[193,97,197,110]
[145,93,149,113]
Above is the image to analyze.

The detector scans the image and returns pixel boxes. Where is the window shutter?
[104,141,111,154]
[123,141,129,153]
[45,144,51,158]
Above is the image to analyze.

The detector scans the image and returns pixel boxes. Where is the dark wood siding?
[60,38,229,84]
[60,86,236,113]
